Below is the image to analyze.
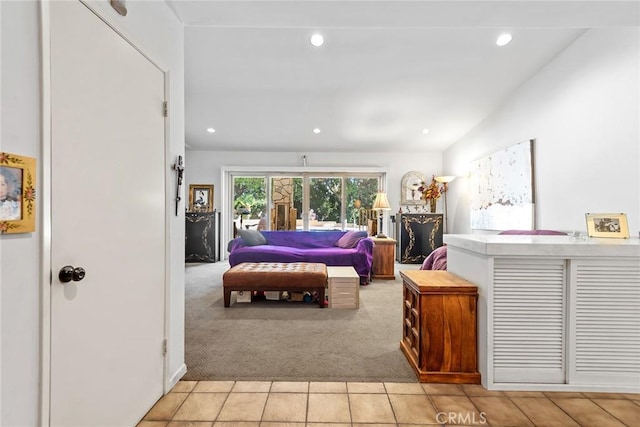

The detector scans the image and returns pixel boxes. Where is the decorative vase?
[429,198,437,213]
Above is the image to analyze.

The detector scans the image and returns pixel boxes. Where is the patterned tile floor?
[137,381,640,426]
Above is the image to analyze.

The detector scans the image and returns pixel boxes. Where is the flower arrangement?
[418,175,442,213]
[418,175,442,201]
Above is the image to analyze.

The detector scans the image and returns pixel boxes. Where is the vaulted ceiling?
[166,1,638,152]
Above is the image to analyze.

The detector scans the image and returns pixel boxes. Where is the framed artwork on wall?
[469,140,535,230]
[0,152,36,234]
[585,213,629,239]
[401,171,427,205]
[188,184,214,212]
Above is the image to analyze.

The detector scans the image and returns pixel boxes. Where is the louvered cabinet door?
[493,259,566,383]
[568,259,640,386]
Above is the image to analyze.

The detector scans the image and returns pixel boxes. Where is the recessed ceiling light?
[313,128,322,134]
[496,33,513,47]
[206,128,216,133]
[310,33,324,47]
[422,128,430,135]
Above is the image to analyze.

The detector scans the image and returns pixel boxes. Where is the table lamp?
[434,176,456,233]
[372,192,391,238]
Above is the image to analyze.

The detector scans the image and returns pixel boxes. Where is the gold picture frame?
[188,184,214,212]
[0,152,36,234]
[585,213,629,239]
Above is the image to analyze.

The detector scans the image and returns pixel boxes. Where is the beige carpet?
[183,261,421,382]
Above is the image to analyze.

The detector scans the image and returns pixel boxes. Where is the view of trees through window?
[232,174,381,231]
[233,177,266,219]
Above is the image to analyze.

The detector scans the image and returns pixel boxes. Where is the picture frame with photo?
[0,152,36,234]
[188,184,214,212]
[585,213,629,239]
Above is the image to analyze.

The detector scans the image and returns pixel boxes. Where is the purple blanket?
[420,245,447,271]
[229,231,374,283]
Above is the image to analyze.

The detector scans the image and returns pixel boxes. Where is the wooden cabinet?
[395,213,443,264]
[371,237,396,280]
[185,211,220,262]
[399,270,480,384]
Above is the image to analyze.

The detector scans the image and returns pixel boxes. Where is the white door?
[49,1,166,425]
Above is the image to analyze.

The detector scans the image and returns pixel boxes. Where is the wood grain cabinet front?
[399,270,481,384]
[371,237,396,280]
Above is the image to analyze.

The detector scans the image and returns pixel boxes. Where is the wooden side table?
[371,237,396,280]
[399,270,480,384]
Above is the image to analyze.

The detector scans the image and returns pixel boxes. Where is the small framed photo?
[0,152,36,234]
[188,184,214,212]
[585,213,629,239]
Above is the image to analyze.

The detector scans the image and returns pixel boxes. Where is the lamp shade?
[435,175,456,184]
[372,192,391,210]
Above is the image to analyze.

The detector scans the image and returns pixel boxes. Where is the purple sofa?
[228,231,374,283]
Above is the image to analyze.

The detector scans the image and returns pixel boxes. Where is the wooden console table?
[399,270,480,384]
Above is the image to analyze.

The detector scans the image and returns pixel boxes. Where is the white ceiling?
[166,1,639,152]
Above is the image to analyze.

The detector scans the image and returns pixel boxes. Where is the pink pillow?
[335,230,368,249]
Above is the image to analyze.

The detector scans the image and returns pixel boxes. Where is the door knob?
[58,265,86,283]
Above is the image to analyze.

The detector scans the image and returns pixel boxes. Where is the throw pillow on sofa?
[335,230,368,249]
[238,229,267,246]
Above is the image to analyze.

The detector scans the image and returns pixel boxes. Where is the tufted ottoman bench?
[223,262,328,308]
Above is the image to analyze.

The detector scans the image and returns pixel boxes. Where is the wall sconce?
[372,192,391,238]
[434,176,456,233]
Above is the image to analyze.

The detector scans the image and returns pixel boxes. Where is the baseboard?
[167,363,187,392]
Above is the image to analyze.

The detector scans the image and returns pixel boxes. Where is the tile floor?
[137,381,640,427]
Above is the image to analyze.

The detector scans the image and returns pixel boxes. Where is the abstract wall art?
[469,140,535,230]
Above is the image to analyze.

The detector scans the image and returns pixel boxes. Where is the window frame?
[224,167,386,246]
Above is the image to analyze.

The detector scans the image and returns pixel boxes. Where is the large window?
[232,172,383,234]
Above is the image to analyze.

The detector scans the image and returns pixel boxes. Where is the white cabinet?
[569,259,640,386]
[493,258,565,384]
[445,234,640,392]
[327,266,359,309]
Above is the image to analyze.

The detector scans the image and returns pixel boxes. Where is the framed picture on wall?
[188,184,214,212]
[0,152,36,234]
[585,213,629,239]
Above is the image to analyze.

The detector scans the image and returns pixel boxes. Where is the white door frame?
[39,1,172,425]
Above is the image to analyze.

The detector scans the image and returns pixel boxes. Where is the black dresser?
[395,213,444,264]
[185,211,220,263]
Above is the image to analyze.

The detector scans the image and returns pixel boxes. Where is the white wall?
[444,28,640,235]
[0,1,41,425]
[0,1,184,425]
[185,150,443,247]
